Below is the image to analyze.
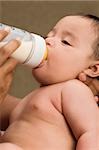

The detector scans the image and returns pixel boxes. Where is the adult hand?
[78,72,99,104]
[0,28,21,105]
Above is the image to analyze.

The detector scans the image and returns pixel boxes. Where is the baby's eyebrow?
[50,27,56,34]
[62,30,78,41]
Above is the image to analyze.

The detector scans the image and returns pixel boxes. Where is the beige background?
[0,1,99,98]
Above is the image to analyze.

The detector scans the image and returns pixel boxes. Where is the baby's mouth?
[35,59,47,69]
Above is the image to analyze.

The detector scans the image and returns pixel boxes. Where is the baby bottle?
[0,23,48,68]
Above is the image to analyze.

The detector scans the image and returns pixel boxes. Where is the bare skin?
[0,16,99,150]
[1,83,76,150]
[0,80,98,150]
[0,26,75,150]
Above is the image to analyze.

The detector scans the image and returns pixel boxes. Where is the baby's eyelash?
[62,40,71,46]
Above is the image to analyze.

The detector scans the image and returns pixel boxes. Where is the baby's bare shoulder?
[62,79,93,94]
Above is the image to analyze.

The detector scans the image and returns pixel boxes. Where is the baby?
[0,14,99,150]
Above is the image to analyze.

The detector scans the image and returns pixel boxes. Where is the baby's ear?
[84,62,99,78]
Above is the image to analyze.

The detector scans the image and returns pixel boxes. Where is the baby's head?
[32,14,99,85]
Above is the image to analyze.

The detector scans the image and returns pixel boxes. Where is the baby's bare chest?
[3,84,75,150]
[10,84,63,124]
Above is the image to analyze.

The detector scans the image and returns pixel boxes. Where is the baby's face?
[32,16,96,85]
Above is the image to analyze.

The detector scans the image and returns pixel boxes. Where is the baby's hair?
[81,14,99,80]
[81,14,99,60]
[78,14,99,100]
[67,13,99,62]
[68,14,99,80]
[67,14,99,97]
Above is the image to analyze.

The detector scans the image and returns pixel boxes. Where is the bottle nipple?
[43,48,48,60]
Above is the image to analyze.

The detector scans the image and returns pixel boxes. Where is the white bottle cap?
[25,33,47,68]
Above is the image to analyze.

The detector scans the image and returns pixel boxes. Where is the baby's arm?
[61,79,99,150]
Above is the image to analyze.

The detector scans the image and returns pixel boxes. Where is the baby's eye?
[62,40,71,46]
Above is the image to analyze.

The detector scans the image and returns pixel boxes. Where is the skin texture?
[0,16,99,150]
[32,16,98,85]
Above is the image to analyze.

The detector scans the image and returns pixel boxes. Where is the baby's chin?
[32,69,65,86]
[32,70,55,86]
[32,69,49,85]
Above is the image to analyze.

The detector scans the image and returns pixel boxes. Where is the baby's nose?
[45,37,56,47]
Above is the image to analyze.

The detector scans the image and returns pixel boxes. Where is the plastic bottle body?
[0,23,47,68]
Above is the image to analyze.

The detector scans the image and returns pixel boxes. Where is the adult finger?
[94,96,99,103]
[78,72,86,82]
[0,27,10,41]
[0,39,21,66]
[0,57,19,75]
[0,72,14,105]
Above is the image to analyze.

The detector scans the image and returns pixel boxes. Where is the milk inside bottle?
[0,23,48,68]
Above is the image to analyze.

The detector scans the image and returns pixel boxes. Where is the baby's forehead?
[55,16,95,38]
[56,16,92,29]
[52,16,96,47]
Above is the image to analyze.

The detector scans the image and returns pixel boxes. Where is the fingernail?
[15,37,21,41]
[4,26,10,32]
